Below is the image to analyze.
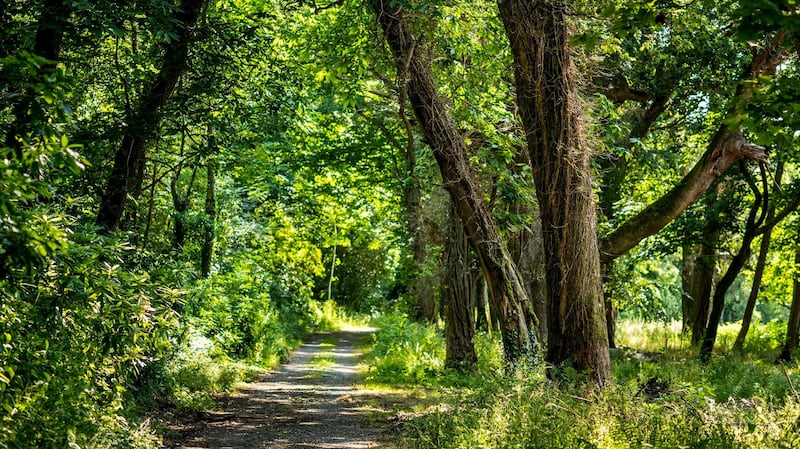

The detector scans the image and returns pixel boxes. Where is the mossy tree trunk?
[498,0,609,384]
[599,33,786,263]
[371,0,534,362]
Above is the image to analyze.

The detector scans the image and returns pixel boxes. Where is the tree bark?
[406,177,438,322]
[682,184,723,344]
[371,0,534,361]
[498,0,609,383]
[443,200,478,370]
[683,237,718,345]
[96,0,206,231]
[599,33,786,263]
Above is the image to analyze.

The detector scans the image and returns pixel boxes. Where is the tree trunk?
[700,165,766,362]
[733,225,772,352]
[682,185,722,345]
[96,0,206,231]
[734,162,783,352]
[507,204,547,344]
[371,1,534,362]
[406,177,437,322]
[777,226,800,362]
[598,94,672,348]
[683,238,718,345]
[201,146,216,277]
[498,0,609,384]
[443,200,478,370]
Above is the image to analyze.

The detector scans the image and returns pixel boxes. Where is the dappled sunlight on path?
[165,327,397,449]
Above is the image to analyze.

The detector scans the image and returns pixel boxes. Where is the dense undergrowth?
[0,225,345,449]
[365,314,800,449]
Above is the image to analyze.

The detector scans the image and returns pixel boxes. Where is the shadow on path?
[164,327,396,449]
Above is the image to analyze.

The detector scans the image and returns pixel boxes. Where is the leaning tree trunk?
[700,164,767,362]
[96,0,206,231]
[498,0,609,384]
[371,0,534,361]
[599,33,785,263]
[443,200,479,370]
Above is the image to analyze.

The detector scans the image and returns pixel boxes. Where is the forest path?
[163,327,401,449]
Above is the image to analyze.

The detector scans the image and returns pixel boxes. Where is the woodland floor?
[162,327,409,449]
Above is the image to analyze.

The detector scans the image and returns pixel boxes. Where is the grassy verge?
[363,314,800,449]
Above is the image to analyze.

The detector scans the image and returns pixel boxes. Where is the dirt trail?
[164,326,397,449]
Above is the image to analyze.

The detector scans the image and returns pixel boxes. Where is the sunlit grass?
[365,314,800,449]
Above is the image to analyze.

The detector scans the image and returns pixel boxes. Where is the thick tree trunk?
[371,1,534,361]
[599,34,786,263]
[498,0,609,384]
[443,201,478,370]
[96,0,205,231]
[777,227,800,362]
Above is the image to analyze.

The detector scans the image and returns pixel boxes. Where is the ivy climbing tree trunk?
[498,0,609,384]
[443,200,478,370]
[371,0,534,362]
[96,0,206,231]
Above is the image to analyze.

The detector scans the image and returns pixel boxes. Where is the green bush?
[0,226,181,449]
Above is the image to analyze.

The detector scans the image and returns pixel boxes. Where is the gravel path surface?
[164,327,395,449]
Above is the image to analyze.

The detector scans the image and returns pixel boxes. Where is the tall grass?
[366,315,800,449]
